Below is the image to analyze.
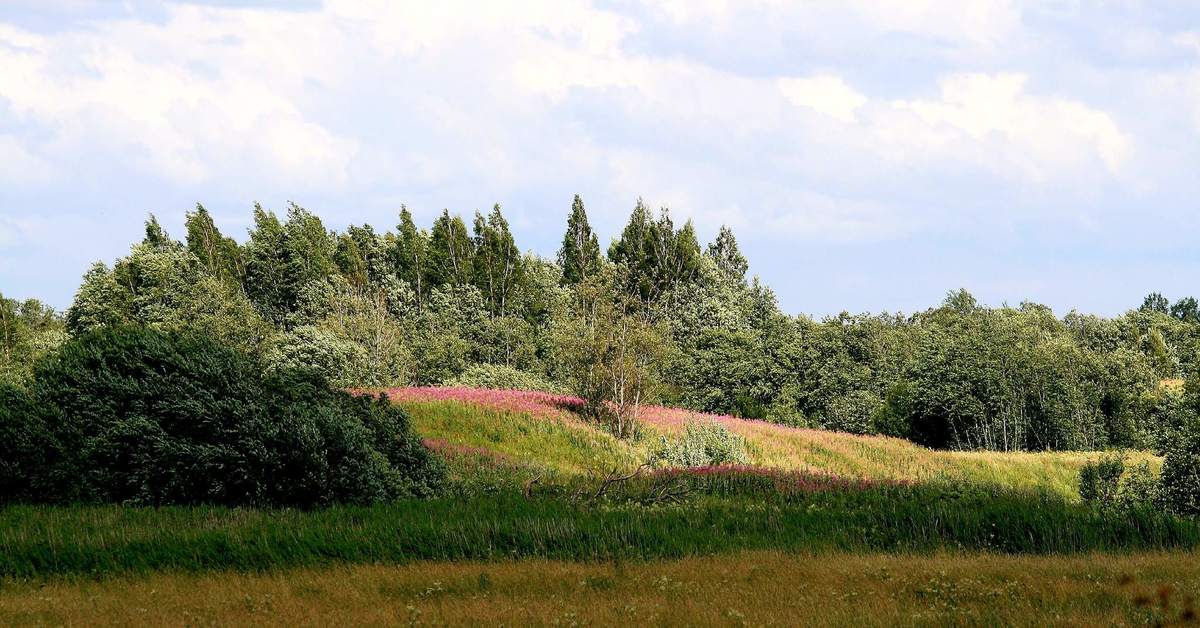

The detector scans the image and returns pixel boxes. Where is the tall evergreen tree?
[706,225,748,284]
[608,200,701,303]
[608,198,655,300]
[472,204,523,316]
[558,194,602,286]
[425,209,474,288]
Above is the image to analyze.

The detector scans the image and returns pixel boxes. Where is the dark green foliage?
[608,200,702,303]
[1142,292,1169,314]
[1161,422,1200,516]
[0,382,53,503]
[1079,453,1124,505]
[6,326,440,507]
[558,194,602,286]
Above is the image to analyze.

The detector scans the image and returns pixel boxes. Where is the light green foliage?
[444,364,567,394]
[1079,453,1124,505]
[66,232,270,354]
[0,295,64,385]
[426,209,474,288]
[553,267,669,438]
[472,204,523,316]
[653,419,749,467]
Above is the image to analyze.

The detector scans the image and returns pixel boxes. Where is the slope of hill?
[384,387,1155,500]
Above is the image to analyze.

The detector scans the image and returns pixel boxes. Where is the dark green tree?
[558,194,601,286]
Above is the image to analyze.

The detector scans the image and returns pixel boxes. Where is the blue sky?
[3,1,1200,316]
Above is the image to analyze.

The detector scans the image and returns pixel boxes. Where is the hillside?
[385,387,1154,500]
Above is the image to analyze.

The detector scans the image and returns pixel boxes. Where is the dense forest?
[4,196,1200,454]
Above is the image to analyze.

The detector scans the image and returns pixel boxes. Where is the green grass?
[3,483,1197,579]
[400,394,1157,500]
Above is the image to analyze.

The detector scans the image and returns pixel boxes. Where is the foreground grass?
[3,550,1197,626]
[3,482,1198,579]
[396,390,1157,499]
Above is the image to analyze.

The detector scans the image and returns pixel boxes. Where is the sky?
[2,1,1200,317]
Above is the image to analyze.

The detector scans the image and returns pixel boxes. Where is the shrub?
[1161,424,1200,516]
[654,419,749,467]
[6,326,441,507]
[444,364,566,394]
[1079,453,1124,505]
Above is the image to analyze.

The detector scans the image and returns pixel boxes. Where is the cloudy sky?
[2,1,1200,316]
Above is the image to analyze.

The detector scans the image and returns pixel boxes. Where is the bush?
[654,419,749,467]
[4,326,441,507]
[1161,424,1200,516]
[1079,453,1124,505]
[444,364,566,394]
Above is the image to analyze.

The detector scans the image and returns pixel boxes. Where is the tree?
[554,267,667,438]
[389,206,429,302]
[426,209,474,288]
[473,204,523,316]
[244,204,290,325]
[608,200,702,304]
[1142,292,1170,314]
[8,325,441,506]
[184,204,244,285]
[558,194,601,286]
[706,225,748,285]
[1172,297,1200,324]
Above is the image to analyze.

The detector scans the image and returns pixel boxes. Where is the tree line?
[5,196,1200,453]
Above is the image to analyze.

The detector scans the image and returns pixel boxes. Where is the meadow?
[4,551,1200,626]
[0,387,1193,625]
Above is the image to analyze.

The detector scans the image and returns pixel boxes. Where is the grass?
[3,550,1198,626]
[2,481,1197,579]
[390,387,1156,499]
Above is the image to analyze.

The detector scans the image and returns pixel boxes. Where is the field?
[4,551,1199,626]
[0,387,1193,625]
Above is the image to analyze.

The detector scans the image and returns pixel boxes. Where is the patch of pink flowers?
[360,386,840,439]
[376,386,585,420]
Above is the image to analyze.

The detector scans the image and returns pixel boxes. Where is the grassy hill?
[386,386,1156,500]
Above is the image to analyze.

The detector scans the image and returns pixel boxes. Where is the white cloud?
[777,75,868,123]
[889,73,1130,179]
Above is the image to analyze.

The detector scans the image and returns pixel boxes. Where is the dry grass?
[3,551,1198,626]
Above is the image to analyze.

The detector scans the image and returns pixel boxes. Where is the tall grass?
[3,482,1197,579]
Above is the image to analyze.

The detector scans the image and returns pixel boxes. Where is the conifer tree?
[558,194,601,286]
